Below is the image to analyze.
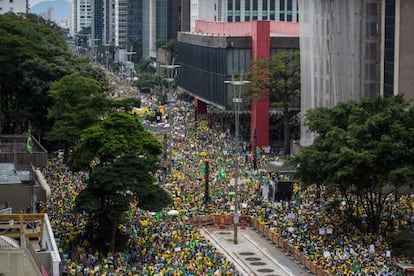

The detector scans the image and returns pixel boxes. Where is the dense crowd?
[42,89,414,275]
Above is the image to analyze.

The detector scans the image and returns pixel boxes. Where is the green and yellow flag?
[26,131,33,155]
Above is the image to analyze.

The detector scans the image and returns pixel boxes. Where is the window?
[262,0,268,19]
[270,0,275,20]
[245,0,250,20]
[235,0,240,21]
[280,0,285,21]
[253,0,258,20]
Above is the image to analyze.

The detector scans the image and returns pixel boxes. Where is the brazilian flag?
[26,131,33,155]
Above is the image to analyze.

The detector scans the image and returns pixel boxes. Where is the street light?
[161,60,180,121]
[125,46,136,85]
[225,72,250,244]
[103,44,111,70]
[160,60,180,181]
[89,38,100,63]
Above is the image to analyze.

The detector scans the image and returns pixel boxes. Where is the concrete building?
[298,0,414,146]
[0,0,28,14]
[142,0,157,60]
[177,20,299,148]
[0,135,59,276]
[381,0,414,100]
[188,0,299,32]
[71,0,92,36]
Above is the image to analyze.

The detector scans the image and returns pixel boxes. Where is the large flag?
[26,131,33,155]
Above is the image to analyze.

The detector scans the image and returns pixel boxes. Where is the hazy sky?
[30,0,68,6]
[30,0,48,5]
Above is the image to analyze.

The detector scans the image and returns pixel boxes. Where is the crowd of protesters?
[42,88,414,276]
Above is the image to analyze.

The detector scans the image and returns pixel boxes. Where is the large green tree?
[291,95,414,233]
[46,73,108,159]
[73,112,172,252]
[248,50,300,155]
[0,13,108,138]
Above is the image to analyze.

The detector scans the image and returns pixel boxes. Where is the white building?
[71,0,92,36]
[189,0,299,32]
[0,0,28,14]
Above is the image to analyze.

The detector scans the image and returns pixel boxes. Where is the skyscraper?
[189,0,299,32]
[0,0,28,14]
[381,0,414,101]
[71,0,92,36]
[299,0,382,146]
[299,0,414,146]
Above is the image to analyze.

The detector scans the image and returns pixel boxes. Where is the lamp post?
[161,60,180,120]
[225,73,250,244]
[103,44,111,70]
[89,38,100,64]
[125,46,136,85]
[160,61,180,180]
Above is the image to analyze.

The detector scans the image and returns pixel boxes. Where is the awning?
[266,160,297,174]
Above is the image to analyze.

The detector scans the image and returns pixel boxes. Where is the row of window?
[227,0,298,22]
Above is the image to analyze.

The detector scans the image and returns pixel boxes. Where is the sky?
[30,0,49,6]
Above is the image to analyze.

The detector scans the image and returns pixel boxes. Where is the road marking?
[240,231,296,276]
[199,227,255,276]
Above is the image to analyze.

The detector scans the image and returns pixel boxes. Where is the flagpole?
[27,128,34,213]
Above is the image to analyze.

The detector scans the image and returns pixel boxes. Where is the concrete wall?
[0,250,41,276]
[0,185,45,213]
[397,0,414,101]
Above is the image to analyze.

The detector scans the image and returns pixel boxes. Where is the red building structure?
[177,20,298,148]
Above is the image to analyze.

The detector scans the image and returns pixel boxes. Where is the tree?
[73,112,171,252]
[75,154,172,252]
[291,95,414,233]
[247,51,300,155]
[110,98,141,113]
[0,13,108,139]
[70,112,162,170]
[46,73,108,159]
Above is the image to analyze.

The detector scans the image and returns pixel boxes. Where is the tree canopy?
[0,13,108,138]
[71,112,162,170]
[247,50,300,155]
[291,95,414,233]
[46,73,109,157]
[73,112,171,252]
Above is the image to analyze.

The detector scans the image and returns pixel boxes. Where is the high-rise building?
[90,0,184,61]
[91,0,104,45]
[71,0,92,36]
[299,0,414,146]
[189,0,299,32]
[0,0,28,14]
[127,1,143,61]
[156,0,181,43]
[142,0,157,60]
[381,0,414,100]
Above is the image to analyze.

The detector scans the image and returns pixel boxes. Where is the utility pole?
[161,59,180,123]
[125,46,136,85]
[225,73,250,244]
[103,44,111,70]
[160,60,180,181]
[90,38,100,64]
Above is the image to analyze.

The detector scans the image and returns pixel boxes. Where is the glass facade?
[127,1,143,61]
[224,0,299,22]
[156,0,168,42]
[92,0,104,45]
[177,42,251,109]
[383,0,395,97]
[156,0,180,43]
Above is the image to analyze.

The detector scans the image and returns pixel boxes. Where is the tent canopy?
[266,161,297,174]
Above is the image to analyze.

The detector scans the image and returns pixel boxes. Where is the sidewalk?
[200,225,312,276]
